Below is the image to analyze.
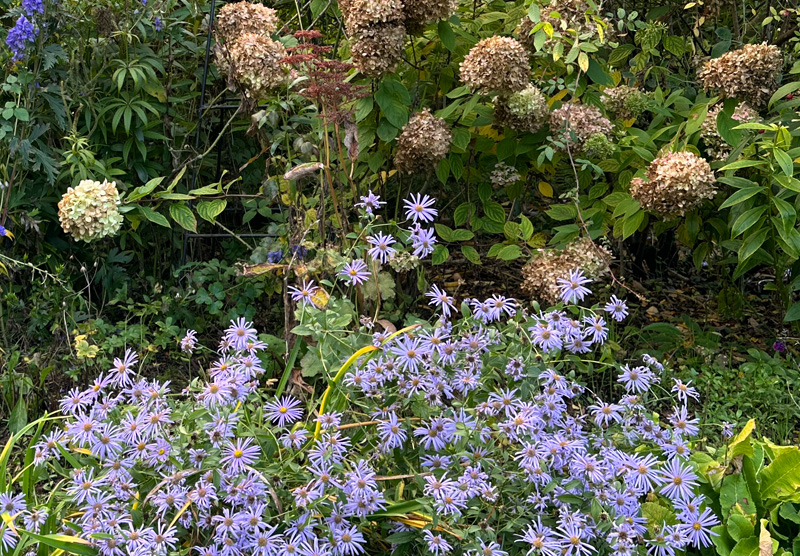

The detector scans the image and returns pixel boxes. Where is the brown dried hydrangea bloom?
[600,85,649,121]
[58,179,123,242]
[460,36,530,93]
[494,84,549,133]
[342,0,404,35]
[630,152,716,218]
[549,102,613,152]
[215,1,279,44]
[697,43,782,107]
[403,0,458,33]
[224,33,288,100]
[700,102,759,160]
[394,109,452,173]
[521,237,611,305]
[350,23,406,77]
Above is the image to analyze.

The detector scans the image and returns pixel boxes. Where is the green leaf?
[739,227,769,262]
[622,210,645,239]
[769,82,800,109]
[774,148,794,177]
[461,245,481,264]
[375,79,410,129]
[663,35,685,56]
[436,158,450,184]
[784,302,800,322]
[586,59,614,86]
[720,474,757,517]
[483,201,506,223]
[731,206,766,237]
[495,245,522,261]
[608,44,635,66]
[685,103,708,136]
[438,20,456,51]
[720,187,763,209]
[138,205,171,228]
[196,199,227,223]
[17,531,96,556]
[759,448,800,499]
[519,215,534,240]
[450,229,475,241]
[453,202,474,226]
[730,536,760,556]
[546,204,577,221]
[720,159,766,171]
[431,244,449,265]
[169,203,198,233]
[727,515,755,543]
[8,400,26,434]
[126,176,163,201]
[434,223,456,242]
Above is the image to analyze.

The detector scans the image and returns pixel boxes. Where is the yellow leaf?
[538,182,554,197]
[169,499,193,529]
[548,89,569,107]
[477,125,501,140]
[728,419,756,458]
[311,287,330,309]
[578,52,590,72]
[542,22,554,38]
[596,22,604,42]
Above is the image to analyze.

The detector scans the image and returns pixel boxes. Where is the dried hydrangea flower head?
[403,0,458,33]
[549,102,613,152]
[394,109,452,173]
[697,43,782,106]
[521,237,611,304]
[224,33,288,99]
[516,0,604,51]
[342,0,404,35]
[215,1,279,44]
[460,36,530,93]
[630,151,716,218]
[494,84,548,133]
[700,102,759,160]
[601,85,649,121]
[58,179,123,242]
[350,23,406,77]
[490,162,521,188]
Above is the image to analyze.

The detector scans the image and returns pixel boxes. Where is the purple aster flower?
[410,226,437,257]
[376,412,407,450]
[627,452,661,494]
[604,295,628,321]
[403,193,437,223]
[317,412,342,430]
[264,395,304,427]
[339,259,371,285]
[670,406,700,437]
[22,507,48,533]
[299,537,333,556]
[0,492,26,516]
[366,232,397,264]
[555,521,596,556]
[678,507,719,548]
[557,269,592,304]
[108,348,139,387]
[356,191,385,214]
[280,428,308,449]
[0,525,17,552]
[391,336,428,373]
[582,315,608,344]
[423,531,452,555]
[472,540,508,556]
[588,401,623,428]
[659,457,698,501]
[530,322,562,353]
[181,329,198,353]
[221,437,261,474]
[151,524,178,555]
[332,525,365,556]
[617,365,654,394]
[225,317,258,351]
[671,379,699,403]
[722,422,734,439]
[288,280,319,305]
[518,518,560,556]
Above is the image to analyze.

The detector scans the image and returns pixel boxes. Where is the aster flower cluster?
[21,262,726,556]
[629,152,716,219]
[332,193,438,288]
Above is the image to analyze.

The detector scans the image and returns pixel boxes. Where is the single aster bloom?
[366,232,397,264]
[264,395,304,427]
[423,531,452,555]
[425,284,456,318]
[181,329,198,354]
[288,280,319,305]
[356,191,385,215]
[410,226,437,257]
[225,317,258,351]
[679,507,719,548]
[617,364,654,394]
[338,259,371,285]
[557,269,592,304]
[604,295,628,321]
[403,193,438,223]
[108,348,139,387]
[659,457,698,501]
